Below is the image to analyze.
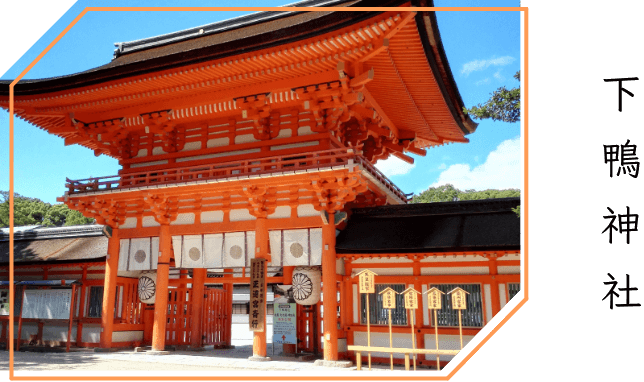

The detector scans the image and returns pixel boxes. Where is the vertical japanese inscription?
[249,258,266,332]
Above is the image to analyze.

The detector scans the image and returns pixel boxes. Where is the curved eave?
[413,0,477,136]
[0,0,405,97]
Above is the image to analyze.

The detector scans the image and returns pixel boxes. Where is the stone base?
[248,355,272,362]
[313,359,354,368]
[133,347,150,353]
[214,344,236,349]
[187,347,206,352]
[299,354,322,362]
[146,350,171,355]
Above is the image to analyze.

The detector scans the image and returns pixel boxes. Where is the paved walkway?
[1,345,422,374]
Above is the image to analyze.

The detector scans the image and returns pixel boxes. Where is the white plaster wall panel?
[203,234,224,268]
[338,338,347,353]
[15,323,38,340]
[276,128,292,138]
[201,210,224,223]
[297,204,318,217]
[499,284,508,309]
[423,334,475,361]
[283,229,309,266]
[176,148,260,162]
[130,160,168,168]
[43,325,77,342]
[420,266,489,275]
[170,212,195,226]
[152,146,165,155]
[353,284,359,324]
[498,265,520,274]
[268,205,291,219]
[112,331,144,342]
[269,231,282,267]
[151,237,159,270]
[353,332,413,359]
[172,236,183,266]
[352,267,413,276]
[420,255,488,263]
[336,258,345,276]
[181,141,202,151]
[422,284,430,325]
[270,141,318,151]
[120,217,137,229]
[128,237,152,271]
[118,239,130,271]
[181,235,204,268]
[235,133,258,144]
[297,125,314,136]
[246,231,256,267]
[207,137,229,148]
[82,324,101,343]
[310,228,323,266]
[134,148,147,158]
[230,208,256,222]
[142,216,160,227]
[484,284,493,323]
[353,257,414,264]
[224,232,246,267]
[117,270,143,278]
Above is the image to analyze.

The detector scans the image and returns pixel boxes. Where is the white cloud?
[438,163,447,170]
[461,56,515,76]
[493,69,505,81]
[475,78,491,86]
[430,137,521,190]
[375,156,415,177]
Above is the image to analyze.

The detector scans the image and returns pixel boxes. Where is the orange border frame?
[7,5,528,380]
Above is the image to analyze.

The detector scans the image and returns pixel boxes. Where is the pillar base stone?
[146,350,170,355]
[314,360,353,368]
[248,355,272,362]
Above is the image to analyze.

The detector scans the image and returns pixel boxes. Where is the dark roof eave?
[0,0,408,97]
[0,256,107,268]
[412,0,478,135]
[336,245,521,255]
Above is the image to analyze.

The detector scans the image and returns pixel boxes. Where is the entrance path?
[1,345,420,374]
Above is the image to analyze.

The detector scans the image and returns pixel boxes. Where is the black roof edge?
[336,245,521,254]
[412,0,477,135]
[0,256,107,268]
[114,0,352,58]
[349,197,521,218]
[0,225,105,242]
[0,0,408,96]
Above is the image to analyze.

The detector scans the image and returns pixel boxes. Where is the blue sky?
[1,0,521,204]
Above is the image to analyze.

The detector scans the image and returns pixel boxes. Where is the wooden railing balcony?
[64,148,408,202]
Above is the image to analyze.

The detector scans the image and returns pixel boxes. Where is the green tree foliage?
[464,71,520,123]
[0,191,94,228]
[411,184,520,217]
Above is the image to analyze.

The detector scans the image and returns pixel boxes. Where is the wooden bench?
[347,345,460,371]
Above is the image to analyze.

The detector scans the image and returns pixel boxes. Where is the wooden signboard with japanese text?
[426,287,444,310]
[450,287,469,310]
[403,288,419,309]
[249,258,266,332]
[357,269,377,294]
[380,287,397,309]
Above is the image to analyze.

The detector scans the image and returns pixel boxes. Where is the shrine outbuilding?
[1,0,521,369]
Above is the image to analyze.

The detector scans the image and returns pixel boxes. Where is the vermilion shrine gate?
[1,0,520,367]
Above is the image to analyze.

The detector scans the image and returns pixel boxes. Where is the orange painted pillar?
[322,214,338,361]
[99,227,119,349]
[489,258,501,316]
[152,223,172,351]
[224,281,234,347]
[413,260,426,363]
[191,268,206,348]
[282,266,296,355]
[253,216,269,358]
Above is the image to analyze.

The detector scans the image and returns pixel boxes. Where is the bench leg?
[405,354,410,371]
[356,352,362,371]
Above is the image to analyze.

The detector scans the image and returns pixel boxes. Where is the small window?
[430,284,484,328]
[360,284,407,326]
[232,303,248,314]
[87,286,104,318]
[508,283,521,301]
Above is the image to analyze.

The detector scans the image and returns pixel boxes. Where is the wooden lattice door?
[165,288,192,346]
[202,287,231,347]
